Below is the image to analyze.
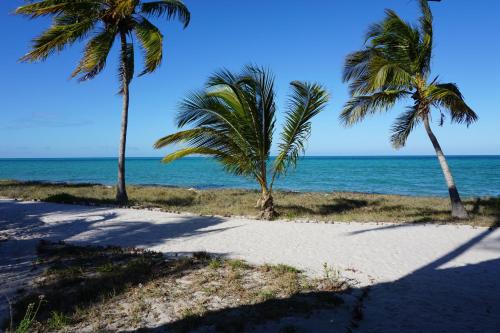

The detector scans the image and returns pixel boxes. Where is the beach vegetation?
[11,297,44,333]
[0,180,498,227]
[340,0,478,219]
[6,240,347,332]
[154,65,329,219]
[15,0,191,205]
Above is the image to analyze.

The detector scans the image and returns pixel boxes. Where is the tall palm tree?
[154,66,329,219]
[16,0,190,204]
[341,0,477,219]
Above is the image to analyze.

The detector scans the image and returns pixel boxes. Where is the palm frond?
[177,88,248,146]
[239,65,277,162]
[160,147,228,163]
[171,84,256,176]
[71,26,117,81]
[20,17,96,62]
[344,11,417,95]
[140,0,190,28]
[340,90,409,126]
[390,104,421,148]
[418,0,433,76]
[343,49,372,83]
[428,83,478,126]
[134,16,163,75]
[369,9,419,49]
[155,127,226,149]
[205,68,239,87]
[15,0,102,19]
[272,81,328,182]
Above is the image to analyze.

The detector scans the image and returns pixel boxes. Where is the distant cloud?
[1,112,93,130]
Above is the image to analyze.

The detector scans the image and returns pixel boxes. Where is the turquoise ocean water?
[0,156,499,197]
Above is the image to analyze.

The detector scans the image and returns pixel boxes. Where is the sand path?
[1,199,499,332]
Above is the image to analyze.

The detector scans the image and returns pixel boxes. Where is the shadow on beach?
[0,199,228,327]
[126,225,500,333]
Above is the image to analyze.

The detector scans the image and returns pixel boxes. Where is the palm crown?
[16,0,190,85]
[155,66,329,218]
[341,0,477,147]
[341,0,477,219]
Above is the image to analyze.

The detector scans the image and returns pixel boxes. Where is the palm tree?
[16,0,190,204]
[154,66,329,219]
[341,0,477,219]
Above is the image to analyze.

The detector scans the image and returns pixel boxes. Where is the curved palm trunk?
[116,32,129,204]
[255,156,276,220]
[259,189,276,220]
[423,115,468,219]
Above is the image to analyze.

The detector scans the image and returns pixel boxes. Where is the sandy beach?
[1,198,499,332]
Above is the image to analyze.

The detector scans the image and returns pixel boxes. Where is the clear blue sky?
[0,0,498,157]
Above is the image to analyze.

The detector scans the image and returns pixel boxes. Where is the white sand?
[1,198,499,332]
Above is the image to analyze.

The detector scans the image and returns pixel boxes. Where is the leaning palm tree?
[16,0,190,204]
[154,66,329,219]
[341,0,477,219]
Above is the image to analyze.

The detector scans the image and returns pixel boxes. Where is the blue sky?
[0,0,499,157]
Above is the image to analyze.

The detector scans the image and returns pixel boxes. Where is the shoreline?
[0,180,498,227]
[1,178,497,199]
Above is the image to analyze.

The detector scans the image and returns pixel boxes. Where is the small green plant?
[226,259,249,270]
[47,311,70,330]
[202,286,217,295]
[322,262,339,280]
[179,303,207,320]
[15,297,44,333]
[208,258,222,270]
[263,264,301,275]
[258,289,277,302]
[320,263,345,291]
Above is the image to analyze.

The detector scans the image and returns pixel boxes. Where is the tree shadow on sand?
[0,199,230,249]
[0,199,230,325]
[356,225,500,333]
[129,221,500,332]
[346,197,500,236]
[44,192,198,208]
[277,198,371,216]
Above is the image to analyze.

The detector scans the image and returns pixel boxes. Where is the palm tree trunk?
[256,160,276,220]
[259,189,276,220]
[116,32,129,204]
[423,115,468,219]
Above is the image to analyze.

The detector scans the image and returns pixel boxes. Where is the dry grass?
[0,180,498,226]
[6,241,348,332]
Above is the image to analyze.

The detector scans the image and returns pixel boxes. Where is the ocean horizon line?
[1,154,499,160]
